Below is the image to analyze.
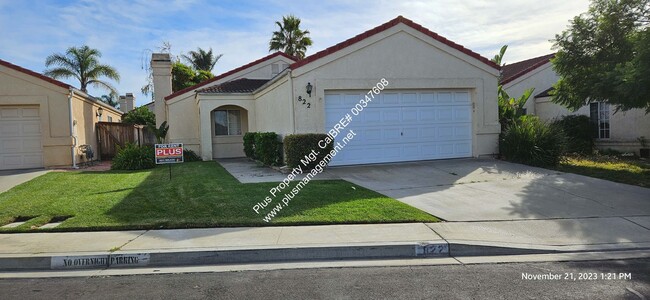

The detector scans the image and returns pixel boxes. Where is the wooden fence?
[96,122,156,160]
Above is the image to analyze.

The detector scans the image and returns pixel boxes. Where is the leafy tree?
[172,62,196,92]
[552,0,650,112]
[181,47,223,71]
[122,106,155,125]
[171,62,214,92]
[269,15,313,59]
[99,93,119,108]
[491,45,508,67]
[498,86,535,129]
[44,45,120,94]
[148,121,169,143]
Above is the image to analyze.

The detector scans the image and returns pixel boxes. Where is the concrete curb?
[2,241,648,271]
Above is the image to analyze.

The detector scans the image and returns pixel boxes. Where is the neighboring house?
[142,100,154,112]
[152,16,501,166]
[0,59,123,170]
[502,54,650,154]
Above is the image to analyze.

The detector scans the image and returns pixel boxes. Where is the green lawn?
[553,156,650,188]
[0,162,438,232]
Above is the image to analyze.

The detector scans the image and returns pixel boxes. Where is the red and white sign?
[155,143,184,164]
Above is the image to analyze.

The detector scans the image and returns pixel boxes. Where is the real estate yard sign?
[155,143,184,164]
[155,143,183,180]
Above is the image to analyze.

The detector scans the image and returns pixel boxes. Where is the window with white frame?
[214,110,242,136]
[590,102,610,139]
[108,116,113,122]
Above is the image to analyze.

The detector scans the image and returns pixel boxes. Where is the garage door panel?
[401,93,417,104]
[23,122,42,135]
[454,92,470,103]
[437,92,453,104]
[0,108,20,118]
[343,94,359,106]
[420,93,435,104]
[0,105,43,170]
[454,107,471,121]
[382,93,399,105]
[325,91,472,166]
[1,124,21,136]
[382,110,400,122]
[438,108,453,121]
[401,108,418,122]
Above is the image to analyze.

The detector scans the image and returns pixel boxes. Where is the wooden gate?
[96,122,155,160]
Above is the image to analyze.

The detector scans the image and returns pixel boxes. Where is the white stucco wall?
[166,93,201,153]
[165,55,294,158]
[1,63,122,168]
[254,76,293,135]
[511,63,650,152]
[289,24,501,157]
[503,63,559,116]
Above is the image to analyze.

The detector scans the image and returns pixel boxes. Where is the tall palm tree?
[269,15,313,59]
[44,45,120,94]
[100,93,119,108]
[181,47,223,71]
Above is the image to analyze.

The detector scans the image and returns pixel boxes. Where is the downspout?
[289,70,296,134]
[68,88,78,169]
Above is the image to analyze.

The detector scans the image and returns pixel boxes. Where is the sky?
[0,0,592,107]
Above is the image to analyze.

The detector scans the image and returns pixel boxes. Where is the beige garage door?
[0,106,44,170]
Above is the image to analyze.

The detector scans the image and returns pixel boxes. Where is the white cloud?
[0,0,591,106]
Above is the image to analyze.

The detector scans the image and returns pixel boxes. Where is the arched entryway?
[211,105,249,159]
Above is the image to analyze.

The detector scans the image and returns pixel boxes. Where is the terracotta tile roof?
[501,53,555,85]
[0,58,72,90]
[164,52,297,100]
[196,78,270,94]
[290,15,500,70]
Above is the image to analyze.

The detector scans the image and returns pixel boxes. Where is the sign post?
[155,143,184,180]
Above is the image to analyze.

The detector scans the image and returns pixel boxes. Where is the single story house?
[0,59,123,170]
[152,16,501,166]
[502,54,650,154]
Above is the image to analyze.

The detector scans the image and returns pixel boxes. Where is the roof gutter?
[68,88,78,169]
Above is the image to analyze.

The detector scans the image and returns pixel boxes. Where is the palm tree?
[44,45,120,94]
[181,47,223,71]
[269,15,313,59]
[99,93,119,108]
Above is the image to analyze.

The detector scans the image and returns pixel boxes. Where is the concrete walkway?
[0,169,49,194]
[1,219,649,271]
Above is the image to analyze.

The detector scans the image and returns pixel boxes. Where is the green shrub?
[243,132,256,158]
[111,143,155,170]
[500,116,567,167]
[183,149,201,162]
[254,132,281,166]
[284,134,334,169]
[552,115,594,154]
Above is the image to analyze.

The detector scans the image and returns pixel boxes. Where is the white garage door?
[0,106,44,170]
[325,90,472,166]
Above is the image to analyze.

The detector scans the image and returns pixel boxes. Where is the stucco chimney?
[118,93,135,113]
[151,53,172,128]
[125,93,134,112]
[119,95,127,113]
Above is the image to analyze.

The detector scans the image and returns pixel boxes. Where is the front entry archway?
[211,105,249,159]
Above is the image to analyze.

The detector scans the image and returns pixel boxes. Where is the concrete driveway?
[0,169,49,194]
[326,159,650,222]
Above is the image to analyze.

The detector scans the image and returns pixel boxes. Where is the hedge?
[284,134,334,169]
[552,115,594,154]
[254,132,282,166]
[500,116,567,167]
[111,143,155,170]
[243,132,256,159]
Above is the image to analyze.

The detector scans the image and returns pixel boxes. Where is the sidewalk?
[1,217,649,271]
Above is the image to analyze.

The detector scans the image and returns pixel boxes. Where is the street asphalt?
[1,258,648,299]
